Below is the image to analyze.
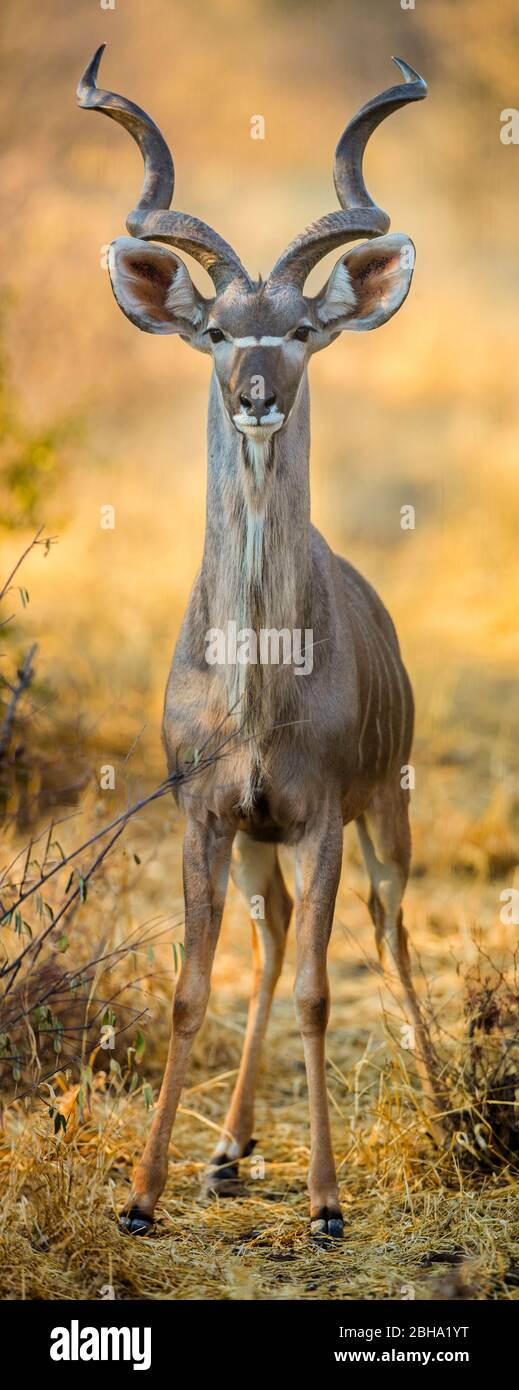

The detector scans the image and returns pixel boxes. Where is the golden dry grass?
[1,768,519,1300]
[1,0,519,1300]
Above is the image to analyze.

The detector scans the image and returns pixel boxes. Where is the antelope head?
[77,48,426,444]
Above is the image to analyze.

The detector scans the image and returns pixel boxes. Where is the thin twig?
[0,644,38,761]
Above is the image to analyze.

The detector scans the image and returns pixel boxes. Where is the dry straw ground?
[1,0,519,1300]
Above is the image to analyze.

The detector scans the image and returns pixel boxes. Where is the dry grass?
[1,770,519,1301]
[1,0,519,1301]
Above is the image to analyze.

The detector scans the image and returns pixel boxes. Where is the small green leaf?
[143,1083,153,1111]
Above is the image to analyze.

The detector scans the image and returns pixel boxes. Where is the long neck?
[201,371,313,726]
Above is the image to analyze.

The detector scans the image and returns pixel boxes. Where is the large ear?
[107,236,209,336]
[313,233,416,333]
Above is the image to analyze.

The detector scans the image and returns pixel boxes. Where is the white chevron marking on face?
[230,336,284,347]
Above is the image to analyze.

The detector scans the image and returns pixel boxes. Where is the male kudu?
[78,47,443,1237]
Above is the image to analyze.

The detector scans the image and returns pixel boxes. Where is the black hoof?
[118,1205,154,1236]
[310,1207,344,1241]
[202,1154,242,1198]
[202,1140,257,1199]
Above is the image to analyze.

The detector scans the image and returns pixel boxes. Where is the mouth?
[232,412,285,441]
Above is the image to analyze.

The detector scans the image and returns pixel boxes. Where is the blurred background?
[2,0,519,1063]
[0,0,519,1300]
[1,0,518,799]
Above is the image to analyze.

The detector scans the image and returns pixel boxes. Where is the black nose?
[238,391,277,422]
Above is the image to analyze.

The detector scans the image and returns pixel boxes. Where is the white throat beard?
[237,435,275,808]
[243,434,273,500]
[241,434,274,590]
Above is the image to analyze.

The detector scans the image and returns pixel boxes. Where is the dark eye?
[208,327,225,343]
[293,325,312,342]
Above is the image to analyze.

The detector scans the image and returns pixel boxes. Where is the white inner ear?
[165,263,203,326]
[317,260,357,325]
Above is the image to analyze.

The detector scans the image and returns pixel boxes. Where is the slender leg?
[356,780,448,1139]
[204,832,292,1194]
[120,815,233,1233]
[293,802,344,1237]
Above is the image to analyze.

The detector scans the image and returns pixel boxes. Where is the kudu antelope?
[79,47,442,1237]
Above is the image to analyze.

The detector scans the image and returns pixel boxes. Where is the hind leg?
[356,781,447,1138]
[204,832,292,1195]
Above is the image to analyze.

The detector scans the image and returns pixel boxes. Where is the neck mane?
[201,371,312,750]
